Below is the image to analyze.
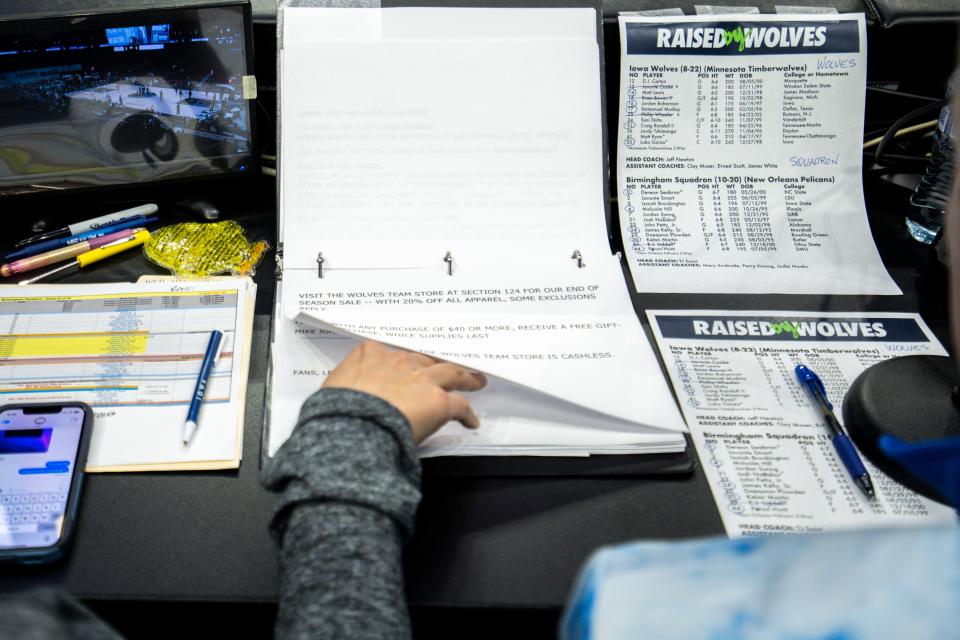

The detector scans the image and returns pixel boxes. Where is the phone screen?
[0,406,84,550]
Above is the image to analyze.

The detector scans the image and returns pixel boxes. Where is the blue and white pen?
[183,329,225,446]
[795,364,876,500]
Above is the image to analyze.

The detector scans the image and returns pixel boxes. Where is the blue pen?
[183,329,225,445]
[795,364,876,500]
[5,215,158,261]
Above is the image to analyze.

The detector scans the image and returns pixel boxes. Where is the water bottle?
[906,73,956,244]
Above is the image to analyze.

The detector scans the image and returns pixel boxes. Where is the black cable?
[866,86,940,102]
[864,151,931,164]
[864,121,898,140]
[874,98,947,168]
[255,98,275,159]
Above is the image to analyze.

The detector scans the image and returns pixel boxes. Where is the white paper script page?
[268,313,685,457]
[617,14,899,295]
[648,310,957,537]
[280,8,610,271]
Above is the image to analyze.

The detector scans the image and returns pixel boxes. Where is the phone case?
[0,402,94,565]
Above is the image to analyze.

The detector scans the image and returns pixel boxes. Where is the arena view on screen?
[0,3,254,196]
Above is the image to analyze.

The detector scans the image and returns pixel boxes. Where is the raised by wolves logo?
[656,315,927,343]
[691,318,888,339]
[656,24,827,51]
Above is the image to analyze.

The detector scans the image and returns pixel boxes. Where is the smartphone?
[0,403,93,564]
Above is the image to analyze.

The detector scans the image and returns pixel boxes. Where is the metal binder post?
[317,252,325,278]
[571,250,585,268]
[444,251,453,276]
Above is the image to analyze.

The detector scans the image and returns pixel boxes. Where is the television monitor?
[0,3,255,197]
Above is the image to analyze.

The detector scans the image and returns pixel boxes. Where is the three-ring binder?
[304,249,588,278]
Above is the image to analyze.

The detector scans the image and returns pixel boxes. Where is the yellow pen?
[19,229,150,285]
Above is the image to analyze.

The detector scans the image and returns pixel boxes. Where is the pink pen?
[1,228,142,277]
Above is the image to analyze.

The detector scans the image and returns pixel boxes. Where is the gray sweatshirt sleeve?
[261,388,422,640]
[0,589,123,640]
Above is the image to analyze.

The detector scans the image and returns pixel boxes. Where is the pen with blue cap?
[183,329,225,446]
[4,215,158,261]
[795,364,876,500]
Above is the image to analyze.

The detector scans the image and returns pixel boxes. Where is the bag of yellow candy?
[144,220,270,277]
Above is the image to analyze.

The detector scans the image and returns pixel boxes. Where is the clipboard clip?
[571,250,585,269]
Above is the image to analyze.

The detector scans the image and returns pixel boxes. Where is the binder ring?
[444,251,453,276]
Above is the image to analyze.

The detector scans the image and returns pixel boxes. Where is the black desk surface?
[0,171,950,608]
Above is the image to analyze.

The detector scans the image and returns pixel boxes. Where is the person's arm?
[262,341,485,640]
[262,388,420,639]
[0,589,123,640]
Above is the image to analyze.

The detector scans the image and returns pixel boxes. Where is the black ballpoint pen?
[795,364,876,500]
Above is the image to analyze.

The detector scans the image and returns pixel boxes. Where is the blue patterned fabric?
[561,527,960,640]
[879,434,960,507]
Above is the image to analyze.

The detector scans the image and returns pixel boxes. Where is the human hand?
[322,341,487,444]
